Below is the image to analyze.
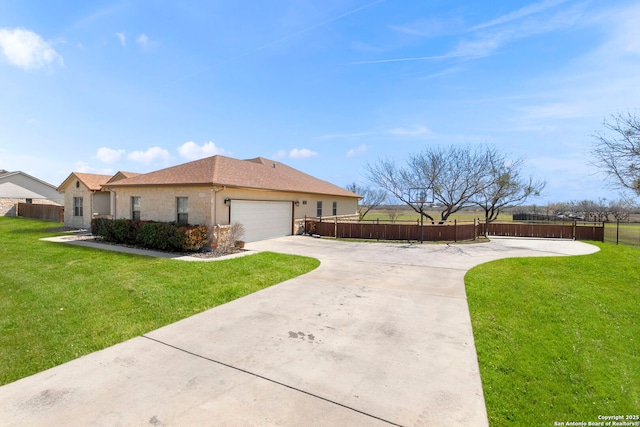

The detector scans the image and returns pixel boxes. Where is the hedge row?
[91,218,209,252]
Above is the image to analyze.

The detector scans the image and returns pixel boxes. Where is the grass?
[0,217,319,386]
[465,242,639,426]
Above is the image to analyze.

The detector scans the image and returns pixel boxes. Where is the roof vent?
[272,163,276,168]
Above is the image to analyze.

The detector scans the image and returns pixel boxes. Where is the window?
[332,201,337,216]
[176,197,188,224]
[73,197,83,217]
[316,201,322,217]
[26,198,32,204]
[302,200,307,205]
[131,197,141,221]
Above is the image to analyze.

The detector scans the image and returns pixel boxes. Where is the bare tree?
[592,111,640,196]
[366,145,489,223]
[474,153,546,222]
[385,204,404,223]
[608,198,634,222]
[346,182,386,220]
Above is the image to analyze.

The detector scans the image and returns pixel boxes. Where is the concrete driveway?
[0,236,598,426]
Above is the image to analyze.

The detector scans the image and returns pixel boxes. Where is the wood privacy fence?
[304,217,605,242]
[17,203,64,222]
[480,222,604,241]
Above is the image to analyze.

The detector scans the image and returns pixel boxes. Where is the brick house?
[56,172,139,229]
[102,156,360,242]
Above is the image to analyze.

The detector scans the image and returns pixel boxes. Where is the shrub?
[91,218,209,252]
[137,222,182,251]
[180,225,209,251]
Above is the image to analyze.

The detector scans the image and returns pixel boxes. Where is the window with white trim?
[332,201,337,216]
[316,201,322,217]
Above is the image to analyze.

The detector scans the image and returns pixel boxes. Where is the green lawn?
[0,217,319,386]
[465,242,639,426]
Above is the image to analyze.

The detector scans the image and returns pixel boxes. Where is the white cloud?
[387,125,433,137]
[177,141,228,160]
[288,148,318,159]
[346,144,368,157]
[127,146,170,164]
[115,32,126,46]
[0,27,63,70]
[136,34,149,49]
[96,147,125,164]
[75,161,113,175]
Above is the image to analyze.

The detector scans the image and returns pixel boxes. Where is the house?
[0,170,63,216]
[56,171,139,229]
[102,156,360,242]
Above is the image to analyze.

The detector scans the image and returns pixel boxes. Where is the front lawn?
[465,242,639,426]
[0,217,319,386]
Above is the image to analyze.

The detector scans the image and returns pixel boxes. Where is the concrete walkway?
[0,236,599,426]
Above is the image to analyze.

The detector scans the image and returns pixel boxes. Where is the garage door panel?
[230,201,292,242]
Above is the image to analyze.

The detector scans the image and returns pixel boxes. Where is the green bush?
[137,222,182,251]
[90,218,208,252]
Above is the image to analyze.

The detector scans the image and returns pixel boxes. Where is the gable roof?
[104,156,359,198]
[57,172,113,192]
[0,171,62,201]
[106,171,141,183]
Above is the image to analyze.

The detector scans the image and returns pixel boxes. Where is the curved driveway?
[0,236,598,426]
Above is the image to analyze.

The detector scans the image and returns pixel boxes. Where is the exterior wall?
[112,186,213,226]
[59,180,110,229]
[109,184,358,240]
[111,185,358,227]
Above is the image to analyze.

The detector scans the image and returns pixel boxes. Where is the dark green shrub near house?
[91,218,208,252]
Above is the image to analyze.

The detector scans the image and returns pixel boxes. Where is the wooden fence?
[17,203,64,222]
[305,218,478,242]
[480,222,604,241]
[305,217,605,242]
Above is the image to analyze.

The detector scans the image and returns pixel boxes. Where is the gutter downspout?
[210,186,226,243]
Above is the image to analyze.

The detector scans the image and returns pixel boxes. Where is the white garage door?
[230,200,293,242]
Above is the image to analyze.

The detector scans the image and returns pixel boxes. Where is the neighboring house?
[0,170,63,216]
[103,156,360,242]
[56,172,115,229]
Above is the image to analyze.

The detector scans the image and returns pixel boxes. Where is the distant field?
[365,208,486,222]
[604,221,640,246]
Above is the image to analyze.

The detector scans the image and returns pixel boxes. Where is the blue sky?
[1,0,640,204]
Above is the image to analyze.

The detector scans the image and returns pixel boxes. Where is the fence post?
[572,221,576,240]
[616,218,619,245]
[454,219,457,242]
[334,216,338,239]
